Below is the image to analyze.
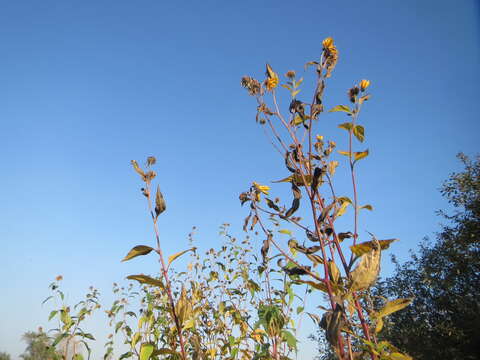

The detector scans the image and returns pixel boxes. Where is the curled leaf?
[353,125,365,142]
[349,238,381,291]
[285,183,301,217]
[155,186,166,217]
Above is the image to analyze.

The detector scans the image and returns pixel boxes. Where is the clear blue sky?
[1,0,479,358]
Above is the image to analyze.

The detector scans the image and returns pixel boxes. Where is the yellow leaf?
[291,89,301,98]
[354,149,369,162]
[278,229,292,236]
[140,343,154,360]
[349,238,381,291]
[338,150,351,157]
[353,125,365,142]
[338,122,353,131]
[336,201,349,217]
[127,275,164,288]
[376,298,413,319]
[350,239,398,257]
[329,105,352,114]
[293,115,303,125]
[272,174,312,186]
[168,247,196,267]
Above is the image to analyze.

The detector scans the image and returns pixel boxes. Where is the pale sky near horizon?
[1,0,479,358]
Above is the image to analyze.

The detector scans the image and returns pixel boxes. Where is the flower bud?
[360,79,370,91]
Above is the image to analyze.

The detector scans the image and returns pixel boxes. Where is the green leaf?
[353,125,365,142]
[48,310,58,321]
[115,321,123,333]
[338,122,353,131]
[278,229,292,235]
[281,330,297,350]
[121,245,154,262]
[354,149,369,162]
[127,275,164,288]
[329,105,352,114]
[73,355,84,360]
[296,306,304,315]
[140,343,155,360]
[168,247,196,267]
[81,333,95,341]
[119,351,133,360]
[52,333,69,347]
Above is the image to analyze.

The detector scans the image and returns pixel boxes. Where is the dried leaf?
[354,149,369,162]
[122,245,154,262]
[155,186,166,217]
[127,275,164,288]
[131,160,145,178]
[285,183,301,217]
[261,235,271,263]
[349,238,381,291]
[168,247,196,267]
[353,125,365,142]
[350,239,398,257]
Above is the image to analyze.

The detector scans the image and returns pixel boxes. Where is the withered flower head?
[56,275,63,281]
[285,70,296,79]
[146,156,156,166]
[239,192,250,205]
[241,76,261,96]
[348,86,359,103]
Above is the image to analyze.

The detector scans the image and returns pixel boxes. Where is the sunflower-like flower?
[265,63,279,91]
[359,79,370,91]
[322,37,339,78]
[253,181,270,201]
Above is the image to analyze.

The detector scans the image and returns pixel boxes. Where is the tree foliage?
[0,352,11,360]
[20,329,62,360]
[375,153,480,359]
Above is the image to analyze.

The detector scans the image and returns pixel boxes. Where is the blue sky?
[1,0,479,358]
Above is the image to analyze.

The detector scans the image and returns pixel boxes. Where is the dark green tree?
[0,352,12,360]
[376,153,480,359]
[20,329,61,360]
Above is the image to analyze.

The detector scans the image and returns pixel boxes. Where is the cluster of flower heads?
[348,79,371,103]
